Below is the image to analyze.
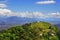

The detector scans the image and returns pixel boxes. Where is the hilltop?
[0,22,59,40]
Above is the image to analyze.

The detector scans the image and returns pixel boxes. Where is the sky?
[2,0,60,12]
[0,0,60,23]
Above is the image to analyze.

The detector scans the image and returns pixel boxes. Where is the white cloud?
[0,9,46,18]
[0,8,60,18]
[16,12,60,18]
[15,12,45,18]
[0,4,7,8]
[48,12,60,18]
[36,0,56,4]
[0,8,13,16]
[0,9,45,18]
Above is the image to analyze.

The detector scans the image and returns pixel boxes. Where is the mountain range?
[0,16,60,30]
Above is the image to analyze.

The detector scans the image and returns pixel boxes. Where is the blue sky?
[0,0,60,13]
[0,0,60,24]
[6,0,60,13]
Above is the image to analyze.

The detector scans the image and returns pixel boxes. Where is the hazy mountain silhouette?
[0,16,60,30]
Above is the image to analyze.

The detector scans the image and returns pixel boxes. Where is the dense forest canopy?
[0,22,59,40]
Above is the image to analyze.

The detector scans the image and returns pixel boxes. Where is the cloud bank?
[0,8,60,18]
[36,0,56,4]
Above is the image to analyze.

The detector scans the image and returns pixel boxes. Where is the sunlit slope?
[0,22,59,40]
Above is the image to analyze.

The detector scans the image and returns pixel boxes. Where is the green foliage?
[0,22,59,40]
[57,29,60,40]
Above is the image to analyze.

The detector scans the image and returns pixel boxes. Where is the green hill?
[0,22,59,40]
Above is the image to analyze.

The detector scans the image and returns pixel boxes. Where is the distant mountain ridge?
[55,24,60,29]
[0,16,60,24]
[0,16,41,25]
[0,16,60,30]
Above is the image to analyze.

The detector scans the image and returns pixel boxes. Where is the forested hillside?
[0,22,59,40]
